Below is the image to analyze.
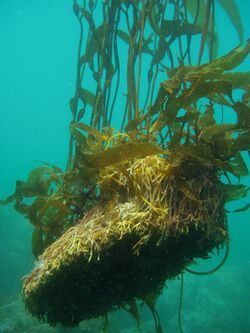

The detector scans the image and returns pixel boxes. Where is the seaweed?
[1,162,99,256]
[1,1,250,332]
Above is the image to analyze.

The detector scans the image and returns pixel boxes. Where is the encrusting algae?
[22,154,227,326]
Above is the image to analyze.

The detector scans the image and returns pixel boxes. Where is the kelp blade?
[84,142,165,168]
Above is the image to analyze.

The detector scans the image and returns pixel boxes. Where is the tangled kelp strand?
[1,1,249,331]
[22,155,227,326]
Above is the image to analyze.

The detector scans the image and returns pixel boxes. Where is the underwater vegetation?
[1,0,250,332]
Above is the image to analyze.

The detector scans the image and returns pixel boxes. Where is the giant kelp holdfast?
[22,154,227,327]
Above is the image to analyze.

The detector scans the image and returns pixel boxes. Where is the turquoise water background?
[0,1,250,332]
